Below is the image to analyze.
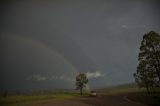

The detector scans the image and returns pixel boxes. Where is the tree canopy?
[76,73,88,95]
[134,31,160,94]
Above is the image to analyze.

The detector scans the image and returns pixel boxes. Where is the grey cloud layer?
[1,0,160,91]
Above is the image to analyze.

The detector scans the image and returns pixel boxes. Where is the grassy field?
[99,83,141,94]
[127,90,160,106]
[101,84,160,106]
[1,84,160,106]
[0,92,83,106]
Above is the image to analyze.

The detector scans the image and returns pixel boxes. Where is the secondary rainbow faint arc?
[1,34,79,75]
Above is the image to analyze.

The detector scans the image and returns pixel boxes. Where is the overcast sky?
[1,0,160,91]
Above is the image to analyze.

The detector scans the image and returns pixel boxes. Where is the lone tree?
[76,73,88,95]
[134,31,160,94]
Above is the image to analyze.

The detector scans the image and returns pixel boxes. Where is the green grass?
[101,84,141,95]
[127,90,160,106]
[101,84,160,106]
[0,93,81,106]
[107,88,139,94]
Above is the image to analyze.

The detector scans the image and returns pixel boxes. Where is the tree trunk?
[146,85,150,95]
[144,80,150,95]
[151,85,155,93]
[80,88,83,95]
[154,64,160,81]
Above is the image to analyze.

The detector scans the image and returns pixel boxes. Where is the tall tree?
[134,31,160,93]
[76,73,88,95]
[141,31,160,81]
[134,61,156,94]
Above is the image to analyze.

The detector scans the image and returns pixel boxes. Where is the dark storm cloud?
[0,0,160,91]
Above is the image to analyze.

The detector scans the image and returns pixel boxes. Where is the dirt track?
[32,94,146,106]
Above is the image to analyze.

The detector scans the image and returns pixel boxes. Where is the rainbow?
[1,33,79,76]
